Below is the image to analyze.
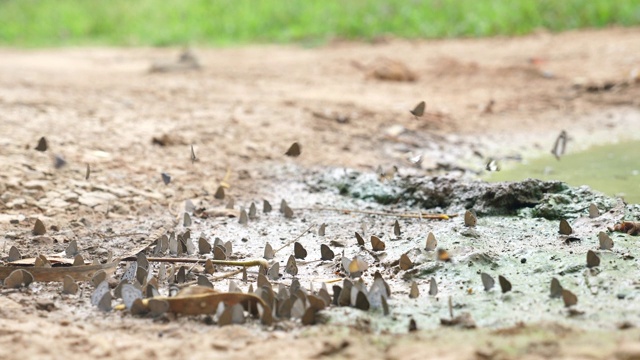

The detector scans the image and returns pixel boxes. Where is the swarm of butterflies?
[11,125,622,329]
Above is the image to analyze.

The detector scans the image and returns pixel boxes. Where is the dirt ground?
[1,27,640,359]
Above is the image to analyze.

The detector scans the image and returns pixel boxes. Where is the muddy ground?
[1,27,640,359]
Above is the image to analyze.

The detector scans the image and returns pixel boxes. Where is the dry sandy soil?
[1,27,640,359]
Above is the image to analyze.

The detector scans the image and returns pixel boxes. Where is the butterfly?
[410,101,426,118]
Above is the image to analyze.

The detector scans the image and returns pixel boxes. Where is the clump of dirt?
[312,169,617,219]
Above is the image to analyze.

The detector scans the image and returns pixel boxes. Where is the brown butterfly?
[285,142,301,157]
[410,101,426,118]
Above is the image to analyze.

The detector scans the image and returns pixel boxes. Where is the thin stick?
[295,207,455,220]
[120,257,268,269]
[97,232,148,239]
[177,268,244,288]
[275,224,315,254]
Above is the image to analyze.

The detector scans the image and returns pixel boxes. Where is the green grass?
[0,0,639,47]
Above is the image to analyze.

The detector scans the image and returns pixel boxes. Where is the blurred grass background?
[0,0,639,47]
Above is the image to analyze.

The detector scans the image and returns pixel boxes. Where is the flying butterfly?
[161,172,171,185]
[551,130,568,160]
[485,158,501,172]
[347,257,368,278]
[285,142,301,157]
[437,248,451,262]
[54,154,66,169]
[410,101,426,118]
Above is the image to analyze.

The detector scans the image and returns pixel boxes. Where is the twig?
[97,232,148,239]
[295,207,455,220]
[275,224,315,254]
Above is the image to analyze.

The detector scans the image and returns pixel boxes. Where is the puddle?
[484,141,640,204]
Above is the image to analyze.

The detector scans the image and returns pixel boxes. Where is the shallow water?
[485,141,640,204]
